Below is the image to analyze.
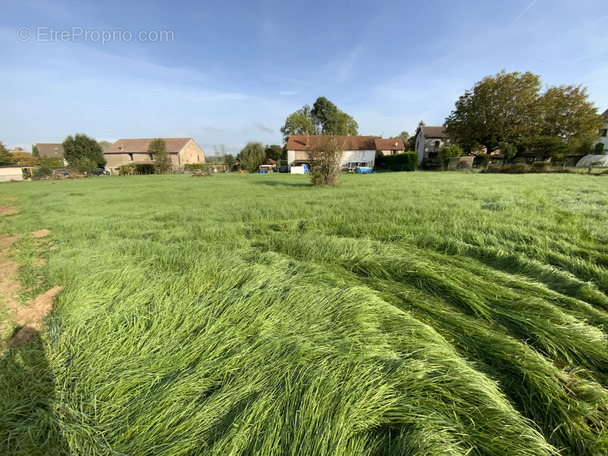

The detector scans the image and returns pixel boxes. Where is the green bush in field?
[32,166,53,179]
[383,151,417,171]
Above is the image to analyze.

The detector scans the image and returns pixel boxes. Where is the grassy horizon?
[1,172,607,455]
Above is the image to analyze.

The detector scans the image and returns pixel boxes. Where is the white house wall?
[340,150,375,167]
[287,149,375,172]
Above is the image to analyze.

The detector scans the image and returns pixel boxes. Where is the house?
[374,138,405,156]
[286,135,378,172]
[104,138,205,174]
[35,143,65,159]
[597,109,608,151]
[414,126,448,165]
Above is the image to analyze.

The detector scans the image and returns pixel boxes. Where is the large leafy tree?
[264,144,283,161]
[280,97,358,142]
[445,71,603,157]
[238,142,266,173]
[445,71,542,153]
[63,134,106,170]
[538,85,603,148]
[149,139,172,174]
[280,105,319,142]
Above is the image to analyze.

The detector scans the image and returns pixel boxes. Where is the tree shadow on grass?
[0,330,67,455]
[251,180,311,188]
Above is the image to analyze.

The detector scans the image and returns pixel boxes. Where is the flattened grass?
[1,172,607,455]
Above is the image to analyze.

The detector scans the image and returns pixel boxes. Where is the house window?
[358,151,364,158]
[128,153,133,161]
[434,140,441,150]
[148,153,153,161]
[197,155,200,162]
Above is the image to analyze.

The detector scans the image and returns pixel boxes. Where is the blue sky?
[1,0,607,155]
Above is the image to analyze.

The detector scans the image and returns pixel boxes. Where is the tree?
[527,136,569,162]
[0,142,14,166]
[397,131,410,149]
[280,105,319,142]
[306,136,345,187]
[238,142,266,172]
[499,142,518,163]
[538,85,603,149]
[224,154,236,170]
[445,71,542,153]
[265,145,283,161]
[32,145,39,157]
[149,139,172,174]
[11,152,39,166]
[445,71,603,157]
[280,97,358,142]
[63,134,106,170]
[311,96,358,136]
[98,140,112,151]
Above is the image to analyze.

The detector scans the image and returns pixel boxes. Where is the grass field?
[1,172,607,455]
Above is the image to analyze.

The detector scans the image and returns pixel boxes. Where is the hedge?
[383,152,418,171]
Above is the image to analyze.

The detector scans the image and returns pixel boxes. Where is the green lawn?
[1,172,607,455]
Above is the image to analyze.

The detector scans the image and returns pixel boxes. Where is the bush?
[473,154,491,168]
[438,145,462,168]
[307,136,343,187]
[383,152,418,171]
[421,158,442,170]
[32,166,53,180]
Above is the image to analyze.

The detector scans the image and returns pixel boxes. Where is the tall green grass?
[1,172,607,455]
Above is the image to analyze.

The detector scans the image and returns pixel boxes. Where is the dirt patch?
[2,286,63,349]
[11,286,63,330]
[0,205,17,216]
[0,233,21,249]
[0,228,62,349]
[33,229,50,238]
[6,326,38,348]
[1,197,18,201]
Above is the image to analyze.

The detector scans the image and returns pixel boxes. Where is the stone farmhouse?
[104,138,205,174]
[414,126,448,165]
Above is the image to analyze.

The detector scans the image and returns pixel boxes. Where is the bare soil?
[0,205,17,216]
[33,229,50,238]
[0,229,63,349]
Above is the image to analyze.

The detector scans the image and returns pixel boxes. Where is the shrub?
[474,154,491,168]
[32,166,53,180]
[383,152,418,171]
[438,145,462,168]
[118,164,135,176]
[306,136,344,186]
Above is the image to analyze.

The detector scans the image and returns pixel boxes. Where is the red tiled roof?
[287,135,376,151]
[374,138,404,150]
[105,138,192,154]
[419,126,447,138]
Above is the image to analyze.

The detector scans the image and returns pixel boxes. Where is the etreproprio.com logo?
[17,26,174,45]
